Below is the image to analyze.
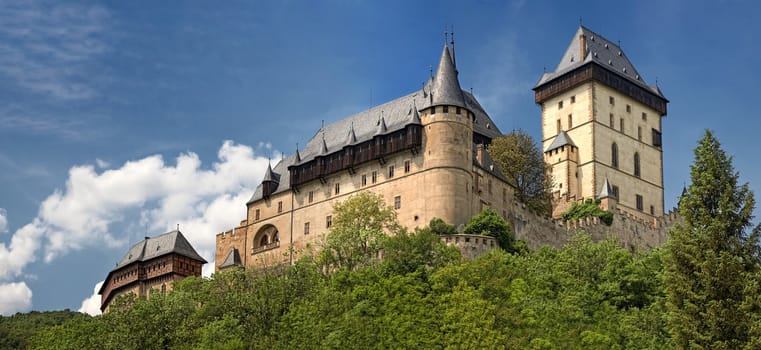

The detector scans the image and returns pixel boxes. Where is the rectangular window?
[652,129,663,147]
[277,201,283,213]
[609,96,615,105]
[308,191,314,203]
[388,165,395,178]
[612,185,619,199]
[558,100,563,109]
[609,114,614,128]
[571,95,576,103]
[404,160,411,173]
[430,106,436,114]
[620,118,625,134]
[642,112,648,121]
[394,196,401,209]
[334,183,340,195]
[568,114,573,129]
[557,119,561,133]
[638,126,642,141]
[502,188,507,204]
[488,179,493,194]
[304,222,310,235]
[626,104,631,113]
[456,107,461,115]
[326,215,332,228]
[650,205,655,215]
[442,105,449,113]
[255,209,260,221]
[371,171,377,184]
[636,194,644,211]
[361,174,367,187]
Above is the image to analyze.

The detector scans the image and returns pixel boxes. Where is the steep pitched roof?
[598,177,614,199]
[428,45,466,108]
[262,163,279,183]
[536,26,665,98]
[113,230,207,271]
[218,247,242,269]
[544,130,576,153]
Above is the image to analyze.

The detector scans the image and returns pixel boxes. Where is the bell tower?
[534,26,668,219]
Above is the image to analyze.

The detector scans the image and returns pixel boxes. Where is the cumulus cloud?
[0,208,7,233]
[0,141,271,285]
[78,281,103,316]
[0,281,32,315]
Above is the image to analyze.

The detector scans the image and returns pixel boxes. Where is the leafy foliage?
[488,130,553,215]
[561,198,614,225]
[0,310,86,350]
[463,208,515,251]
[664,130,761,349]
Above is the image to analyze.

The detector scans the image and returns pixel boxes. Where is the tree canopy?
[488,130,553,215]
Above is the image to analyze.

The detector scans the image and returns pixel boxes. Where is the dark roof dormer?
[262,163,280,197]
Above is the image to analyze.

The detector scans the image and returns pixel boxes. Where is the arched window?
[611,143,619,168]
[634,152,641,177]
[259,235,269,247]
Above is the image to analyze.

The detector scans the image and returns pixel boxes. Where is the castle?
[215,26,679,271]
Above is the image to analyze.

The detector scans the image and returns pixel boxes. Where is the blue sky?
[0,0,759,314]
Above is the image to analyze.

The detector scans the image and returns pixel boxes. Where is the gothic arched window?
[634,152,641,177]
[611,143,619,168]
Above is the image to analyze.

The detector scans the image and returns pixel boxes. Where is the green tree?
[664,130,761,349]
[319,191,401,271]
[463,208,515,252]
[488,130,553,215]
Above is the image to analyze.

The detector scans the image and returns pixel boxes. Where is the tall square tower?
[534,26,668,219]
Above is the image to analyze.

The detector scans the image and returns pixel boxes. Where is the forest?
[1,130,759,349]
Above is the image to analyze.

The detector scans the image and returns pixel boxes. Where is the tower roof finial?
[449,25,457,68]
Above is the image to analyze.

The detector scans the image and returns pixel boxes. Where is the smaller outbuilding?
[98,230,206,313]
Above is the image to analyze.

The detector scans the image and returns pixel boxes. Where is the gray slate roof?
[113,230,207,270]
[598,177,614,199]
[219,247,242,269]
[246,46,503,204]
[536,26,665,98]
[544,130,576,153]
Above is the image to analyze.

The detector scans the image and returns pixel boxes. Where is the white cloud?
[95,158,110,169]
[0,140,271,284]
[78,281,103,316]
[0,281,32,315]
[0,208,7,233]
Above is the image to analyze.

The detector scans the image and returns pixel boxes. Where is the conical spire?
[410,102,422,125]
[319,132,328,155]
[263,162,278,183]
[376,115,387,135]
[598,177,613,199]
[345,122,357,145]
[294,144,301,164]
[430,45,465,108]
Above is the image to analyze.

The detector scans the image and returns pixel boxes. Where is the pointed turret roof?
[219,247,242,269]
[319,134,328,155]
[345,123,358,145]
[536,26,665,99]
[598,177,614,199]
[294,146,301,164]
[410,104,422,125]
[544,130,576,153]
[429,45,466,108]
[375,116,388,135]
[263,162,279,183]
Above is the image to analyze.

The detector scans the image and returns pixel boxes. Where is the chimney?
[579,34,587,61]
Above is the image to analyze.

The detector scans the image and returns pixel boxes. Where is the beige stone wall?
[440,234,498,260]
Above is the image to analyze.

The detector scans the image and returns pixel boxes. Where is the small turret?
[429,45,466,109]
[261,163,280,197]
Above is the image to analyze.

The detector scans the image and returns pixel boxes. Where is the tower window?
[255,209,260,221]
[571,95,576,103]
[609,114,614,128]
[372,171,377,183]
[558,100,563,109]
[326,215,332,228]
[388,165,395,178]
[277,201,283,213]
[620,118,625,134]
[609,96,615,105]
[456,107,461,115]
[611,143,619,168]
[404,160,411,173]
[612,185,619,199]
[636,194,644,211]
[634,152,641,177]
[652,129,663,147]
[394,196,401,209]
[568,114,573,129]
[304,222,310,235]
[430,106,436,114]
[443,106,449,113]
[488,180,493,194]
[638,126,642,141]
[557,119,561,133]
[642,112,648,121]
[334,183,340,195]
[650,205,654,215]
[361,175,367,187]
[626,104,631,113]
[308,191,314,203]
